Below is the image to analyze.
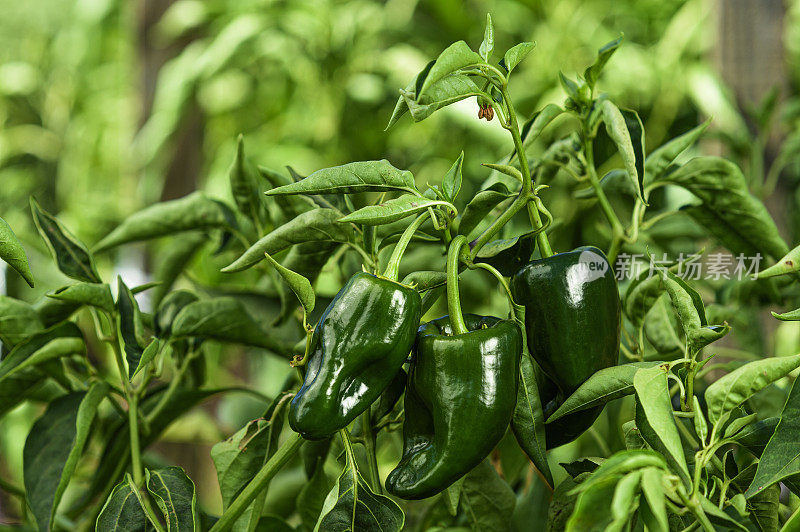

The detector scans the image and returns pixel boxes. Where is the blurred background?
[1,0,799,525]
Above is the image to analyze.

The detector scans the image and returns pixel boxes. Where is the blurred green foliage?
[1,0,799,522]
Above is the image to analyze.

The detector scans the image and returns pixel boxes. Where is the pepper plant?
[1,15,800,532]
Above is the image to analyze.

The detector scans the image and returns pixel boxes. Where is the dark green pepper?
[386,314,522,499]
[511,246,621,448]
[288,272,422,440]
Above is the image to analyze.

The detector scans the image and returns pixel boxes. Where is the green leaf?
[132,339,161,379]
[401,75,483,123]
[520,104,564,148]
[150,232,206,308]
[479,14,494,62]
[48,282,115,313]
[0,216,34,287]
[724,413,758,439]
[584,36,622,88]
[644,119,710,183]
[633,366,690,486]
[783,506,800,531]
[652,157,788,260]
[0,336,84,384]
[609,471,640,529]
[459,460,517,530]
[746,376,800,498]
[263,252,315,316]
[314,460,404,532]
[418,41,483,99]
[481,163,522,183]
[547,362,663,422]
[693,396,709,444]
[146,467,200,532]
[503,42,535,73]
[30,197,101,283]
[96,474,149,531]
[442,151,464,202]
[698,494,749,531]
[573,169,638,199]
[258,166,314,220]
[748,483,780,532]
[339,195,452,226]
[94,192,235,252]
[601,100,646,204]
[640,467,668,532]
[401,271,447,292]
[623,272,664,330]
[458,184,513,238]
[758,243,800,279]
[474,231,537,276]
[559,72,581,102]
[443,477,465,517]
[171,297,291,353]
[118,277,145,380]
[24,384,108,530]
[0,321,80,380]
[229,135,265,227]
[773,308,800,321]
[566,476,617,531]
[296,460,332,530]
[221,209,352,273]
[661,271,729,353]
[735,417,779,457]
[570,450,666,495]
[511,354,554,487]
[644,296,684,355]
[265,160,417,196]
[705,354,800,425]
[0,295,44,346]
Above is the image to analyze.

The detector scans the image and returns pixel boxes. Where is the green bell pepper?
[288,272,422,440]
[386,314,522,499]
[511,246,621,448]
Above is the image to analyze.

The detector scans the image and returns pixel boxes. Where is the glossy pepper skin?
[288,272,422,440]
[511,246,621,448]
[386,314,522,499]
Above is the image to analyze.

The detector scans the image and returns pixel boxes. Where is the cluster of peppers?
[288,243,621,499]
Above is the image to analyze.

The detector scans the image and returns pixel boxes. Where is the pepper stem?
[383,214,428,281]
[471,262,517,315]
[446,235,469,335]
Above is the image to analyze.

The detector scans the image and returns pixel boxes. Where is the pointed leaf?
[0,217,34,287]
[25,384,108,530]
[503,42,535,73]
[132,339,161,379]
[511,354,554,487]
[96,474,149,531]
[479,14,494,61]
[633,366,690,486]
[705,354,800,425]
[746,376,800,498]
[221,209,352,273]
[547,362,663,422]
[94,192,234,252]
[0,295,44,346]
[418,41,482,99]
[171,297,292,353]
[773,308,800,321]
[265,160,417,196]
[584,36,622,88]
[263,252,315,316]
[442,151,464,202]
[758,243,800,279]
[644,119,710,183]
[30,198,100,282]
[601,100,645,203]
[146,467,199,532]
[118,277,145,380]
[339,195,452,226]
[229,135,264,226]
[48,282,115,313]
[314,461,404,532]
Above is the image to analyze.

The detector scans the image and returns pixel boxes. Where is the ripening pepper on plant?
[511,246,621,448]
[288,272,422,440]
[385,314,522,499]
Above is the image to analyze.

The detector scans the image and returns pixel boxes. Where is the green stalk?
[210,433,305,532]
[499,84,553,258]
[361,410,382,494]
[383,214,428,281]
[446,236,469,335]
[582,123,625,262]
